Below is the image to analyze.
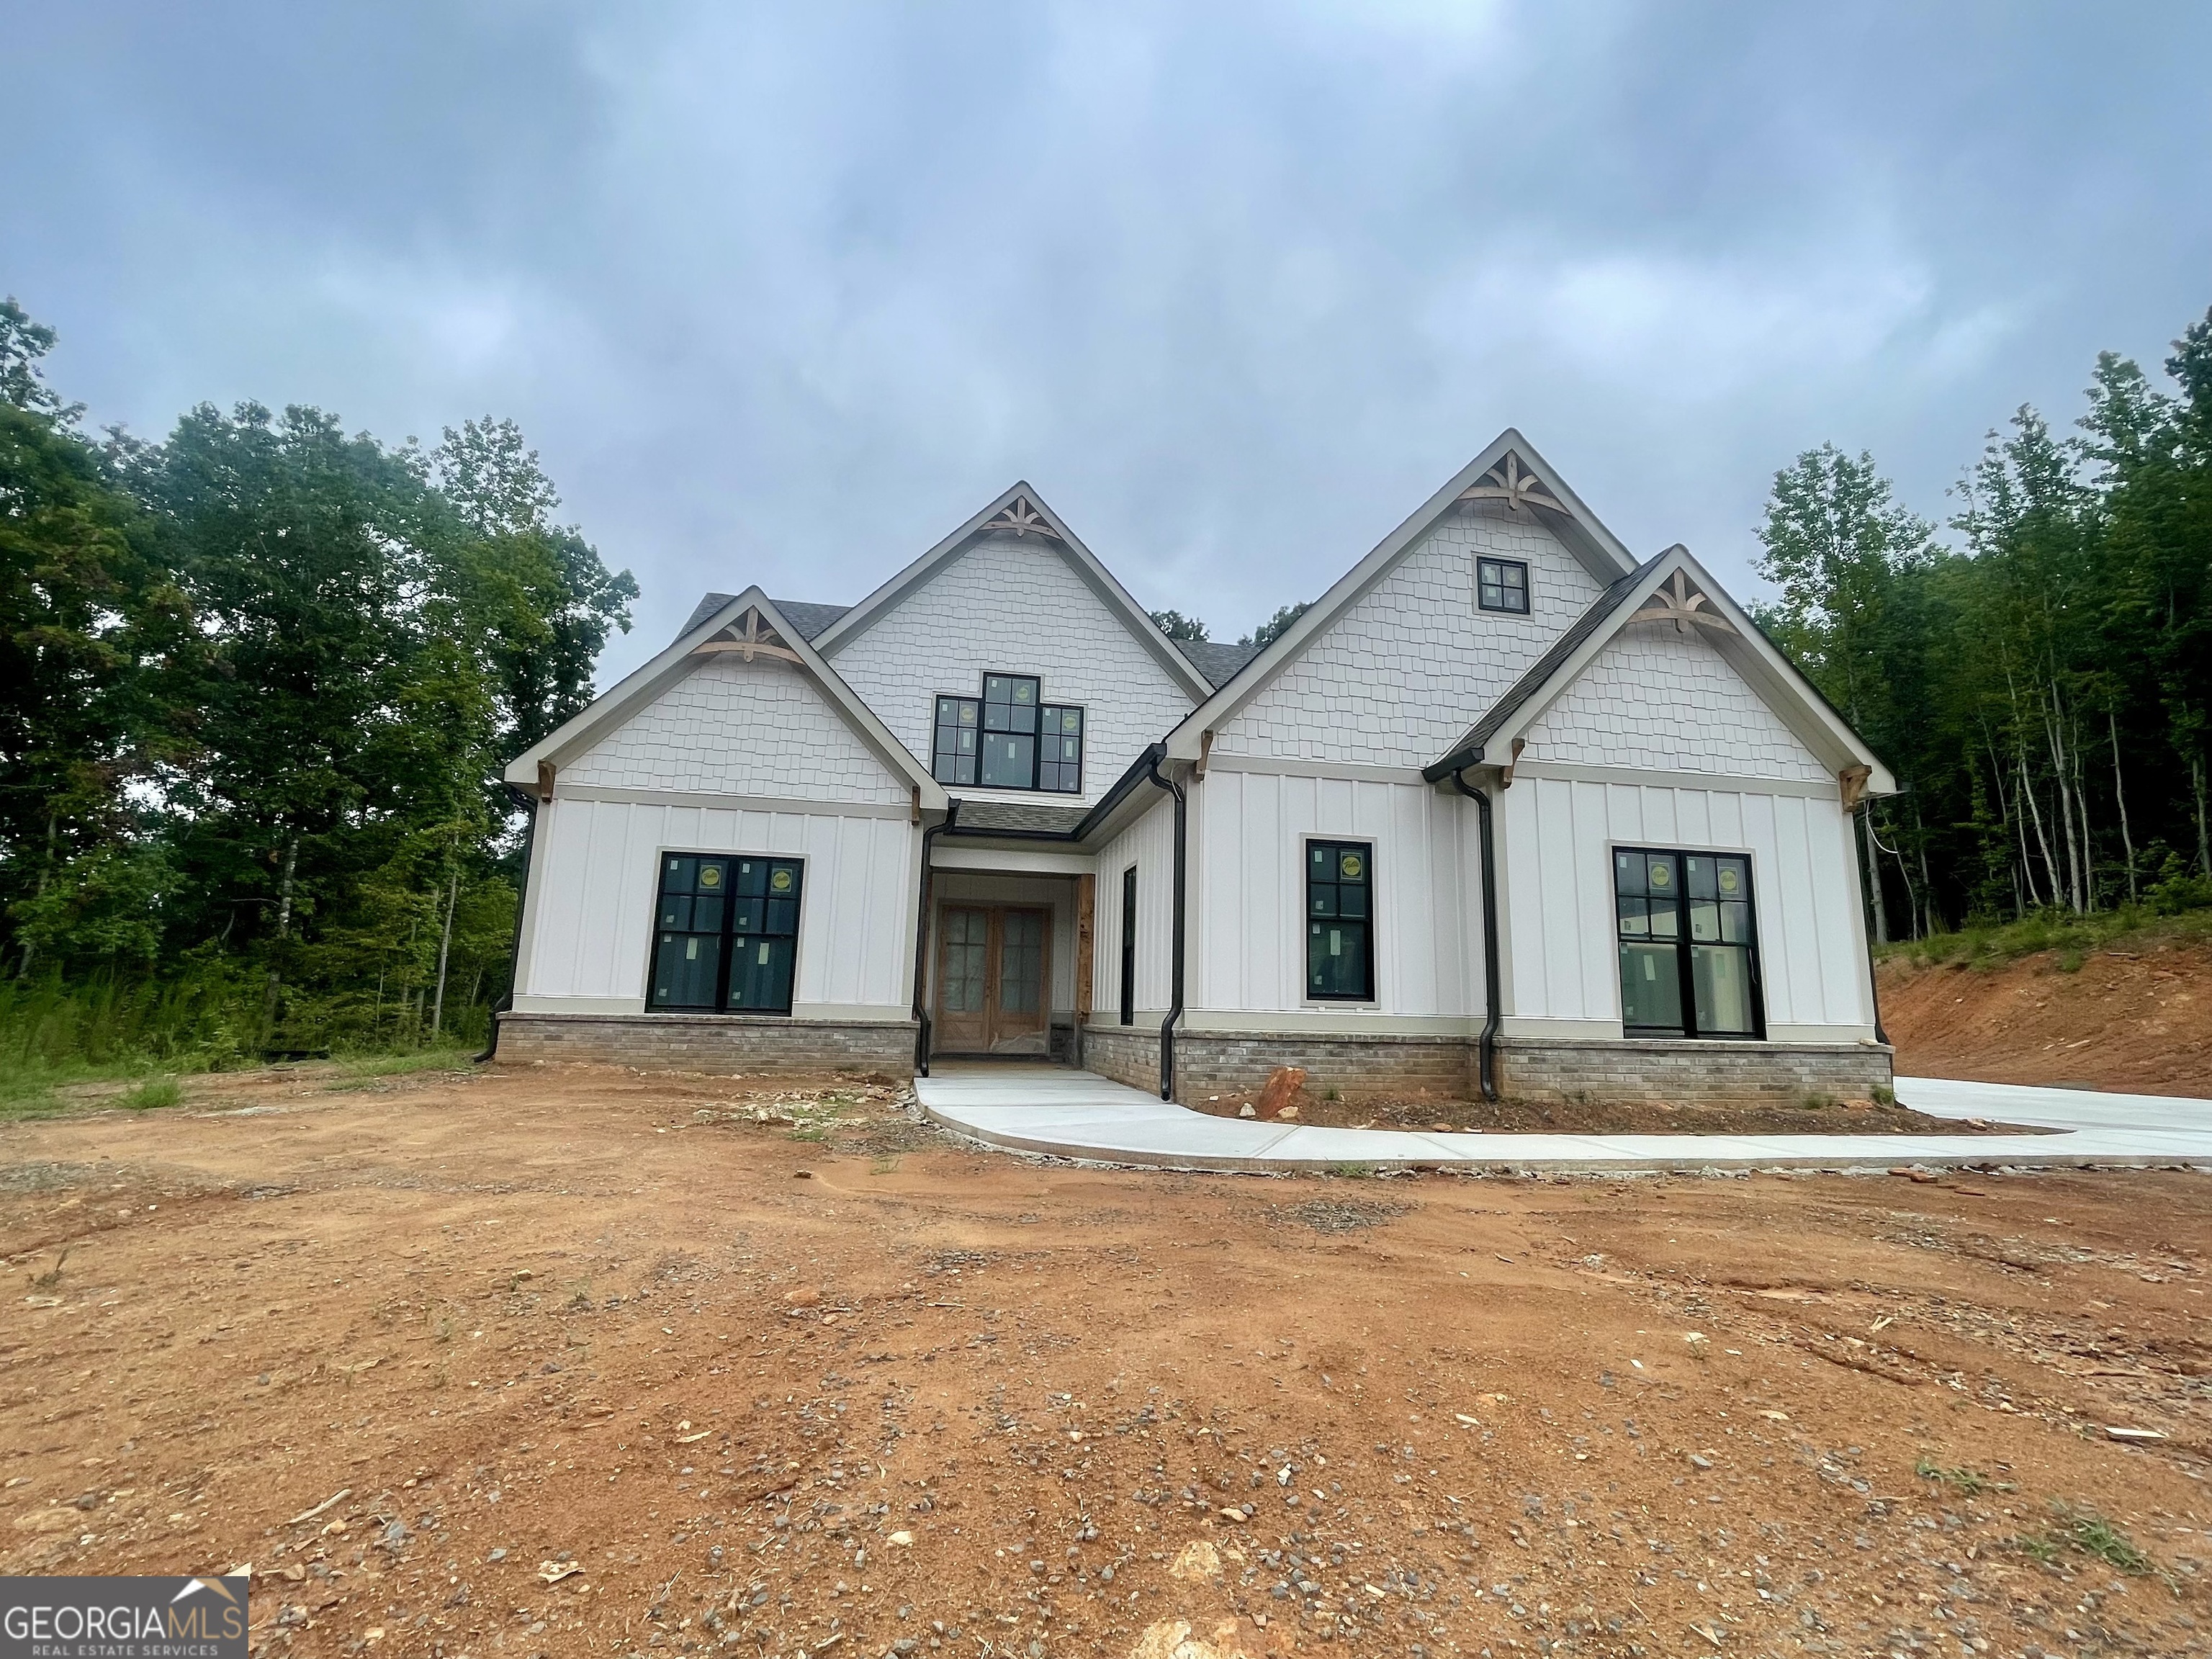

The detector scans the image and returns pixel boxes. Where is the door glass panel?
[942,909,986,1012]
[651,855,729,1009]
[980,732,1035,788]
[1615,848,1757,1037]
[999,912,1044,1015]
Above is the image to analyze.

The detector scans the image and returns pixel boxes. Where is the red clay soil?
[1184,1089,2023,1137]
[1881,940,2212,1097]
[4,1061,2209,1659]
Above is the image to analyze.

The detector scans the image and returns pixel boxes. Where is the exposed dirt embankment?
[1881,940,2211,1096]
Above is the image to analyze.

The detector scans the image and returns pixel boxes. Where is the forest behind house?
[1,297,2208,1086]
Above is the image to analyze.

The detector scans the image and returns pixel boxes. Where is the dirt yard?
[1883,940,2212,1097]
[4,1062,2209,1659]
[1183,1087,2024,1138]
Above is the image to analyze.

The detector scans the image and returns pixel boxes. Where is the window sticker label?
[698,866,721,888]
[770,868,793,892]
[1339,852,1363,880]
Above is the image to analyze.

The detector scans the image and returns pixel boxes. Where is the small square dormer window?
[931,673,1084,793]
[1477,557,1529,613]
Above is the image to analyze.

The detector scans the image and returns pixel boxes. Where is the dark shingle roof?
[673,594,851,643]
[770,600,851,640]
[1423,551,1668,781]
[944,799,1092,836]
[1178,638,1264,688]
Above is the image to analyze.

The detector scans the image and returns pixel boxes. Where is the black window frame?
[930,673,1084,793]
[1304,839,1376,1002]
[1611,845,1764,1040]
[648,851,804,1017]
[1476,556,1530,613]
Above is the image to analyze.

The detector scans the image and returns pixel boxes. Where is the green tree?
[1241,601,1310,649]
[1149,608,1208,642]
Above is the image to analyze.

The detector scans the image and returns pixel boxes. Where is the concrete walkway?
[912,1064,2212,1173]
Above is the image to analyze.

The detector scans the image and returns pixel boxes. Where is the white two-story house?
[497,431,1896,1106]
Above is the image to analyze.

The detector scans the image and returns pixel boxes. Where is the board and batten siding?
[824,534,1195,808]
[517,796,917,1015]
[1498,775,1871,1038]
[1190,768,1479,1022]
[1089,796,1178,1019]
[1213,502,1604,768]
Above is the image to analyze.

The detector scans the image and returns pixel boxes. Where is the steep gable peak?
[1626,566,1737,637]
[688,601,806,665]
[1456,447,1570,518]
[979,490,1063,541]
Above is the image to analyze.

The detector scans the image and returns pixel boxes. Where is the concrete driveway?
[912,1064,2212,1173]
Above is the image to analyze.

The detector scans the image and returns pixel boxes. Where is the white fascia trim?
[503,588,948,811]
[932,846,1096,876]
[554,785,915,819]
[1202,753,1433,786]
[809,482,1215,701]
[1164,428,1638,761]
[1508,760,1846,800]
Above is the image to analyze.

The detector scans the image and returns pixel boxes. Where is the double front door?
[934,905,1051,1055]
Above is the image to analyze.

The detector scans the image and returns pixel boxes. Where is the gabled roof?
[1421,545,1897,793]
[807,482,1218,702]
[1162,429,1640,759]
[504,588,948,809]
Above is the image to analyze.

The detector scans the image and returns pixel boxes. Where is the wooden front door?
[934,905,1051,1055]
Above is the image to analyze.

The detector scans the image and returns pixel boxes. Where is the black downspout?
[911,802,958,1076]
[1448,768,1502,1102]
[1856,800,1891,1048]
[1144,750,1186,1102]
[474,783,539,1065]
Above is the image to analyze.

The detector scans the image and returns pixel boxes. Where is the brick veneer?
[1078,1022,1891,1106]
[497,1013,914,1076]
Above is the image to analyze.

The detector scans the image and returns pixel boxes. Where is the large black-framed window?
[649,853,804,1015]
[1305,840,1374,1001]
[1477,556,1530,613]
[931,673,1084,793]
[1613,847,1761,1038]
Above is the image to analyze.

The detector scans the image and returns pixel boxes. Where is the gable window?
[1305,840,1374,1000]
[930,673,1084,792]
[1614,848,1761,1038]
[1477,556,1529,613]
[650,853,803,1015]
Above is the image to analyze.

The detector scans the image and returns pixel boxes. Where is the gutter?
[474,781,541,1064]
[1446,768,1503,1102]
[910,801,959,1076]
[1143,750,1187,1102]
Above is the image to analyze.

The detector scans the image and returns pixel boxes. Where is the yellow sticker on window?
[1339,852,1363,881]
[1649,863,1671,888]
[699,866,721,888]
[770,868,793,892]
[1719,867,1740,894]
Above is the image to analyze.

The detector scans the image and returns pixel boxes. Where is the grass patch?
[2014,1502,2156,1576]
[788,1123,830,1143]
[324,1046,477,1090]
[1914,1455,2014,1496]
[1879,899,2212,974]
[119,1078,183,1111]
[870,1154,902,1175]
[1326,1161,1377,1179]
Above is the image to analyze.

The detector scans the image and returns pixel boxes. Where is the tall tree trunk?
[2071,706,2095,912]
[432,868,460,1039]
[2194,754,2211,877]
[1990,738,2038,912]
[2044,685,2083,913]
[263,831,300,1026]
[2018,750,2059,909]
[1912,799,1938,935]
[17,813,58,978]
[2108,709,2137,904]
[1859,808,1889,945]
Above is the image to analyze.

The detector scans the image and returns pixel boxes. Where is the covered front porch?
[918,842,1096,1064]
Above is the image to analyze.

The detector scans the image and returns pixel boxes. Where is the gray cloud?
[9,1,2209,680]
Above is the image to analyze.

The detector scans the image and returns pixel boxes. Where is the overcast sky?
[9,2,2211,682]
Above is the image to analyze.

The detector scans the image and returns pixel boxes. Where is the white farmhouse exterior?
[498,431,1897,1105]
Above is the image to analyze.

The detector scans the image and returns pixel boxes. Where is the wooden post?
[1074,873,1095,1017]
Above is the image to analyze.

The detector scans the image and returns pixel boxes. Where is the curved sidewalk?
[913,1064,2212,1174]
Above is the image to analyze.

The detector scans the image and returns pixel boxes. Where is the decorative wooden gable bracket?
[1838,765,1872,810]
[981,494,1062,541]
[693,606,804,665]
[1457,451,1567,516]
[1629,569,1735,636]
